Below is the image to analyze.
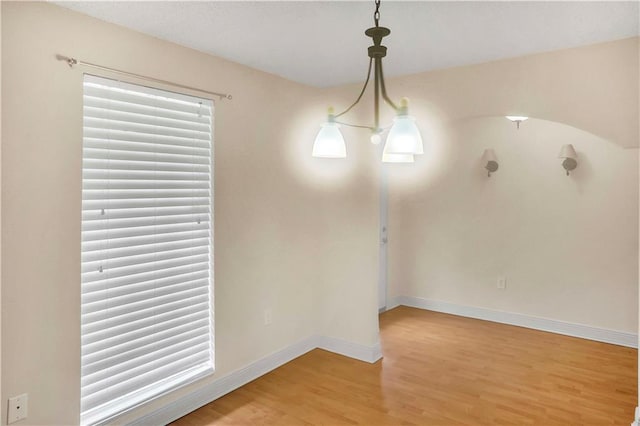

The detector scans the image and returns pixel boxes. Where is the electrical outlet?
[7,394,28,424]
[264,308,272,326]
[497,277,507,290]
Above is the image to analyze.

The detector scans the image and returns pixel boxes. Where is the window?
[80,75,214,425]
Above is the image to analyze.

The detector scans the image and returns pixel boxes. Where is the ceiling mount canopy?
[312,0,424,163]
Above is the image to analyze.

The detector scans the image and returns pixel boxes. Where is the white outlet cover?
[7,394,28,424]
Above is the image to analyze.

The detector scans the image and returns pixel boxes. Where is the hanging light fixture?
[311,0,424,163]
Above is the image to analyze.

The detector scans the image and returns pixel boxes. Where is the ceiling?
[55,1,639,88]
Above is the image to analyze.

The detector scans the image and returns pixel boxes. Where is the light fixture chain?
[374,0,381,27]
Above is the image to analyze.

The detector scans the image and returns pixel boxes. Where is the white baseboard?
[384,296,401,311]
[130,334,381,425]
[390,295,637,348]
[631,406,639,426]
[318,335,383,363]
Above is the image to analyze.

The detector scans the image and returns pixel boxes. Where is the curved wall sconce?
[558,144,578,175]
[482,149,499,177]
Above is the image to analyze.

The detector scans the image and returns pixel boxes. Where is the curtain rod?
[56,54,232,100]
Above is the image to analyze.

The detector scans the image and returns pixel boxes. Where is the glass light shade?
[312,122,346,158]
[382,139,414,163]
[384,115,423,155]
[482,149,497,163]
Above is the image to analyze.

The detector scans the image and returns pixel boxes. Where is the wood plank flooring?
[172,306,637,425]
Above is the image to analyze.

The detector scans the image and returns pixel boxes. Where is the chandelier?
[312,0,424,163]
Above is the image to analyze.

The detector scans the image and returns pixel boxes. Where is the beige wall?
[1,2,380,424]
[1,1,638,425]
[296,89,381,346]
[383,39,639,334]
[390,118,638,331]
[385,38,639,149]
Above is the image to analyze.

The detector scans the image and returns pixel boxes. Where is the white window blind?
[81,74,214,425]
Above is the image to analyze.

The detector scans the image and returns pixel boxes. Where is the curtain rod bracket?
[56,55,76,68]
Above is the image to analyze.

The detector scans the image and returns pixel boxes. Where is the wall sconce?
[482,149,498,177]
[558,144,578,175]
[506,116,528,130]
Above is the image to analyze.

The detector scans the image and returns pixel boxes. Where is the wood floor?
[172,306,637,425]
